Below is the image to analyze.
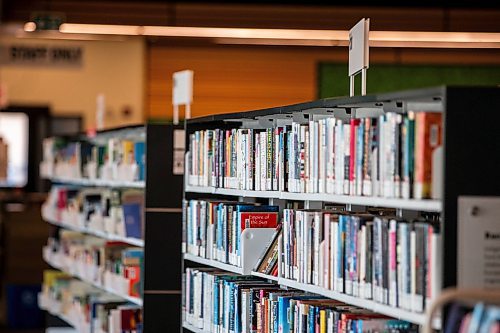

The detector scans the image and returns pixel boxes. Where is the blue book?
[134,141,145,181]
[338,214,348,293]
[122,202,142,238]
[308,305,315,333]
[217,204,223,261]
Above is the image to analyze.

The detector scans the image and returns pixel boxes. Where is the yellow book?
[122,140,135,164]
[320,309,326,333]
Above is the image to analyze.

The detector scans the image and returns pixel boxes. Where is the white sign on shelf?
[96,93,105,131]
[348,18,370,96]
[458,196,500,289]
[172,70,193,124]
[173,129,185,175]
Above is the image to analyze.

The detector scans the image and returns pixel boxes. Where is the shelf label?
[172,70,193,124]
[348,18,370,76]
[172,70,193,106]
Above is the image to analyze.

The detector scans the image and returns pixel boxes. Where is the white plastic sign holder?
[172,70,193,125]
[348,18,370,96]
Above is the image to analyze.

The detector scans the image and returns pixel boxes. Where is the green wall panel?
[318,63,500,98]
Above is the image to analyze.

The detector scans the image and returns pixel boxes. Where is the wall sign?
[0,44,83,68]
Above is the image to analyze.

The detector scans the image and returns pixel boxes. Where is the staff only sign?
[0,44,83,68]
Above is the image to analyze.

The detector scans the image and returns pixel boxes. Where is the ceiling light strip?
[52,23,500,48]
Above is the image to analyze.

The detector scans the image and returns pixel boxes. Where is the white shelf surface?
[184,185,442,212]
[182,253,429,326]
[43,251,143,306]
[182,321,208,333]
[256,272,430,327]
[38,294,79,330]
[251,271,279,282]
[183,253,244,275]
[43,215,144,247]
[47,176,145,189]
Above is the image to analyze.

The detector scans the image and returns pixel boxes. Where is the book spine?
[349,119,358,195]
[355,119,364,196]
[319,119,327,193]
[335,120,343,195]
[343,123,350,195]
[267,129,273,191]
[389,219,398,307]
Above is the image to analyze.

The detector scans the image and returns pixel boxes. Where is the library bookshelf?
[181,86,500,332]
[40,124,184,332]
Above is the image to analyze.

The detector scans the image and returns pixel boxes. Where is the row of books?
[278,209,442,313]
[444,302,500,333]
[184,200,279,266]
[45,229,143,298]
[184,268,418,333]
[44,186,144,240]
[41,270,142,333]
[187,112,442,199]
[41,136,146,181]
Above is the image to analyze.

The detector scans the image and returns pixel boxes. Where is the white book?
[247,130,253,190]
[319,241,324,287]
[204,130,209,187]
[394,114,403,198]
[359,225,366,298]
[326,118,335,194]
[335,120,343,195]
[292,211,298,281]
[260,132,267,191]
[333,221,341,292]
[297,211,304,282]
[410,229,418,312]
[330,219,336,291]
[306,121,315,193]
[254,133,260,191]
[287,125,294,192]
[241,290,250,333]
[313,211,321,285]
[430,232,442,306]
[273,128,279,191]
[371,146,378,197]
[323,214,331,289]
[378,115,385,197]
[318,119,326,193]
[389,220,398,307]
[343,123,350,195]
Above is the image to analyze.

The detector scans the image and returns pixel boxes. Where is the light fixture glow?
[23,21,37,32]
[56,23,500,48]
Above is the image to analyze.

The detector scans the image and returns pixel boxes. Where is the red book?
[125,266,141,297]
[120,309,137,330]
[271,264,278,277]
[239,212,278,231]
[349,119,360,194]
[414,112,442,199]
